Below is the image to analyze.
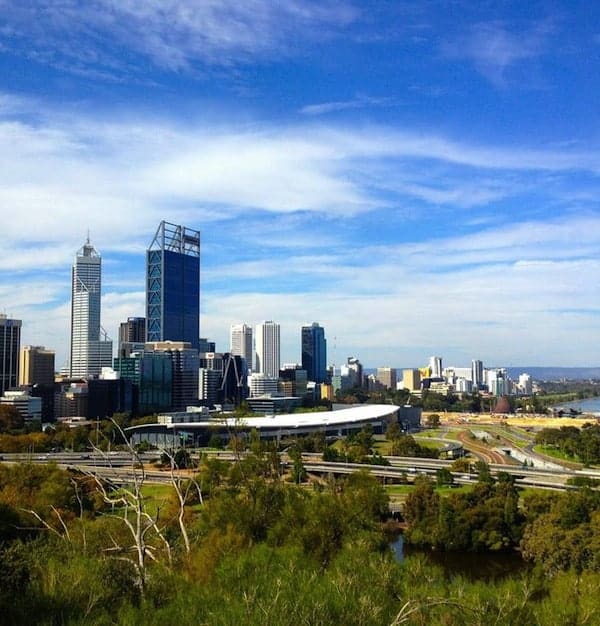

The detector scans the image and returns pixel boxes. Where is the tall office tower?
[146,221,200,350]
[301,322,327,383]
[69,238,113,378]
[342,356,364,388]
[0,315,21,396]
[255,321,280,378]
[376,367,397,390]
[429,356,443,379]
[219,353,248,406]
[145,341,199,411]
[230,323,253,368]
[402,369,421,392]
[119,317,146,349]
[471,359,484,389]
[199,368,221,408]
[19,345,55,386]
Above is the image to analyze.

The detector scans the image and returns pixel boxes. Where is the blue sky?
[1,0,600,369]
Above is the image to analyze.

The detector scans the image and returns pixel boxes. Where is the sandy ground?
[427,411,598,429]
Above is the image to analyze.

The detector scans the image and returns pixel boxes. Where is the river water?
[390,535,529,581]
[554,396,600,416]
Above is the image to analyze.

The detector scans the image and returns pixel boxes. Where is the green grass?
[533,444,576,462]
[413,439,443,450]
[385,483,474,496]
[417,429,446,438]
[372,441,393,454]
[140,484,175,517]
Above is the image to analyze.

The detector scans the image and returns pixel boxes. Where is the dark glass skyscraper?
[301,322,327,384]
[146,221,200,350]
[0,315,21,396]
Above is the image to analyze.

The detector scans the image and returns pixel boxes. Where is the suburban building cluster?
[0,221,533,426]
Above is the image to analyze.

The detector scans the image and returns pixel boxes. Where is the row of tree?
[535,424,600,465]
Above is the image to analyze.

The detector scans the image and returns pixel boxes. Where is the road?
[456,430,511,464]
[0,450,593,491]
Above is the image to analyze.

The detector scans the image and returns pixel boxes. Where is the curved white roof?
[166,404,399,431]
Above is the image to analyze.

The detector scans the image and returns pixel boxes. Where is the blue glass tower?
[301,322,327,384]
[146,221,200,350]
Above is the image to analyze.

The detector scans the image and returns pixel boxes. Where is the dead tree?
[86,422,173,593]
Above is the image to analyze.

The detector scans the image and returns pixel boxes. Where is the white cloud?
[0,0,358,75]
[442,19,554,86]
[2,100,600,366]
[300,95,395,116]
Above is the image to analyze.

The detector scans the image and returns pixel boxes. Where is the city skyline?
[2,2,600,367]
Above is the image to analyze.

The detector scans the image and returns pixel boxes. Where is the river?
[390,535,529,581]
[554,396,600,416]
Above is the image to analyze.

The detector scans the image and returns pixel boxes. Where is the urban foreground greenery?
[1,433,600,626]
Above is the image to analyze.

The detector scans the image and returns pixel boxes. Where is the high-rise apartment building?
[119,317,146,349]
[255,321,280,378]
[376,367,397,390]
[301,322,327,383]
[69,238,113,378]
[402,369,421,392]
[146,221,200,350]
[19,345,55,386]
[0,315,21,396]
[230,323,253,369]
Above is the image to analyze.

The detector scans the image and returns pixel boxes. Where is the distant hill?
[505,367,600,381]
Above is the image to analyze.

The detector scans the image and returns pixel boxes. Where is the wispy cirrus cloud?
[442,19,555,86]
[1,99,600,274]
[300,94,396,116]
[0,0,358,76]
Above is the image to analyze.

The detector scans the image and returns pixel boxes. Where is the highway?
[0,450,588,491]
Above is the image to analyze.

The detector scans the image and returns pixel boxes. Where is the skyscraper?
[69,238,112,378]
[119,317,146,349]
[429,356,443,379]
[19,345,55,386]
[0,315,21,396]
[301,322,327,383]
[230,323,253,369]
[471,359,484,389]
[255,321,280,378]
[146,221,200,350]
[376,367,397,390]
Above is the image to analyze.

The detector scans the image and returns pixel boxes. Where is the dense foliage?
[403,473,523,552]
[1,445,600,624]
[535,424,600,465]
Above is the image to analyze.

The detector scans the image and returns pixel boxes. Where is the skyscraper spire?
[69,237,112,378]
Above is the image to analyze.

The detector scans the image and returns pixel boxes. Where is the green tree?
[435,467,454,486]
[0,406,23,433]
[426,413,441,428]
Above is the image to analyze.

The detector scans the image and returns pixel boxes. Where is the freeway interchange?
[0,449,594,491]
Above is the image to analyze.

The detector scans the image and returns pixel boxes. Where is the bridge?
[0,450,591,491]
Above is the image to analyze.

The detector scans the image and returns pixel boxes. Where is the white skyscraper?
[429,355,443,379]
[69,238,113,378]
[230,323,253,369]
[255,321,280,378]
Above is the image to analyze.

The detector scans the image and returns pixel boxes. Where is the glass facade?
[0,316,21,396]
[146,222,200,350]
[301,323,327,384]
